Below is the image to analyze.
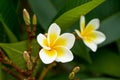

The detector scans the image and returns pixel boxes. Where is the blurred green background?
[0,0,120,80]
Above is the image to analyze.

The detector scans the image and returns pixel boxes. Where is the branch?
[2,66,23,80]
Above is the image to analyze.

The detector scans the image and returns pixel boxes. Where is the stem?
[10,62,25,75]
[0,49,25,75]
[72,32,81,40]
[2,66,23,80]
[31,55,39,72]
[31,25,36,38]
[38,62,57,80]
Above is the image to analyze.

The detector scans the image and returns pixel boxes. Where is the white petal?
[37,33,50,50]
[54,33,75,49]
[93,31,106,44]
[48,23,61,45]
[83,40,97,52]
[80,16,85,32]
[39,49,57,64]
[55,47,74,63]
[86,19,100,30]
[75,29,82,38]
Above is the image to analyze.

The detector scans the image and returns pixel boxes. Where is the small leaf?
[54,0,105,31]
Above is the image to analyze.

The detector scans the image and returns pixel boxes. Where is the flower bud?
[23,9,30,25]
[72,66,80,73]
[32,14,37,25]
[23,51,30,62]
[69,72,75,80]
[27,61,32,70]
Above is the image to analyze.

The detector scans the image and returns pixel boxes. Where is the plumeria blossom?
[37,23,75,64]
[75,16,106,52]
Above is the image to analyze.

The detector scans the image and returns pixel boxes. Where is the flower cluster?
[37,16,106,64]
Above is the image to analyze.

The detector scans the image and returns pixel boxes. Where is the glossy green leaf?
[86,0,120,20]
[88,49,120,77]
[100,12,120,46]
[0,17,18,42]
[28,0,57,30]
[0,0,19,42]
[0,40,40,69]
[54,0,105,31]
[0,41,27,69]
[72,40,92,63]
[50,0,65,11]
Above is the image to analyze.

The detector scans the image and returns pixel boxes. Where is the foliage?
[0,0,120,80]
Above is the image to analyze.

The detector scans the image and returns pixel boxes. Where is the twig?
[10,62,25,75]
[0,49,25,75]
[72,32,81,40]
[2,66,23,80]
[31,55,39,72]
[38,62,57,80]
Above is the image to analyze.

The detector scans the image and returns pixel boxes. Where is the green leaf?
[0,63,3,80]
[0,41,27,69]
[88,49,120,78]
[54,0,105,31]
[100,12,120,46]
[72,40,92,63]
[45,73,68,80]
[2,70,16,80]
[0,17,18,42]
[83,78,116,80]
[0,0,19,42]
[0,64,16,80]
[50,0,65,11]
[0,40,40,69]
[28,0,57,30]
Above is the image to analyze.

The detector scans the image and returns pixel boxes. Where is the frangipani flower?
[75,16,106,52]
[37,23,75,64]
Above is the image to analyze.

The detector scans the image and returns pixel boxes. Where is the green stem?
[38,62,56,80]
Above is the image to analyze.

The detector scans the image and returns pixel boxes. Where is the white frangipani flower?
[37,23,75,64]
[75,16,106,52]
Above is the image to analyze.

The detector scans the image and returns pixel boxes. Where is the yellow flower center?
[81,25,97,42]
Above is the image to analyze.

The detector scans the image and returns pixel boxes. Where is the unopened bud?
[69,72,75,80]
[72,66,80,73]
[32,14,37,25]
[23,51,30,62]
[23,9,30,25]
[27,61,32,70]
